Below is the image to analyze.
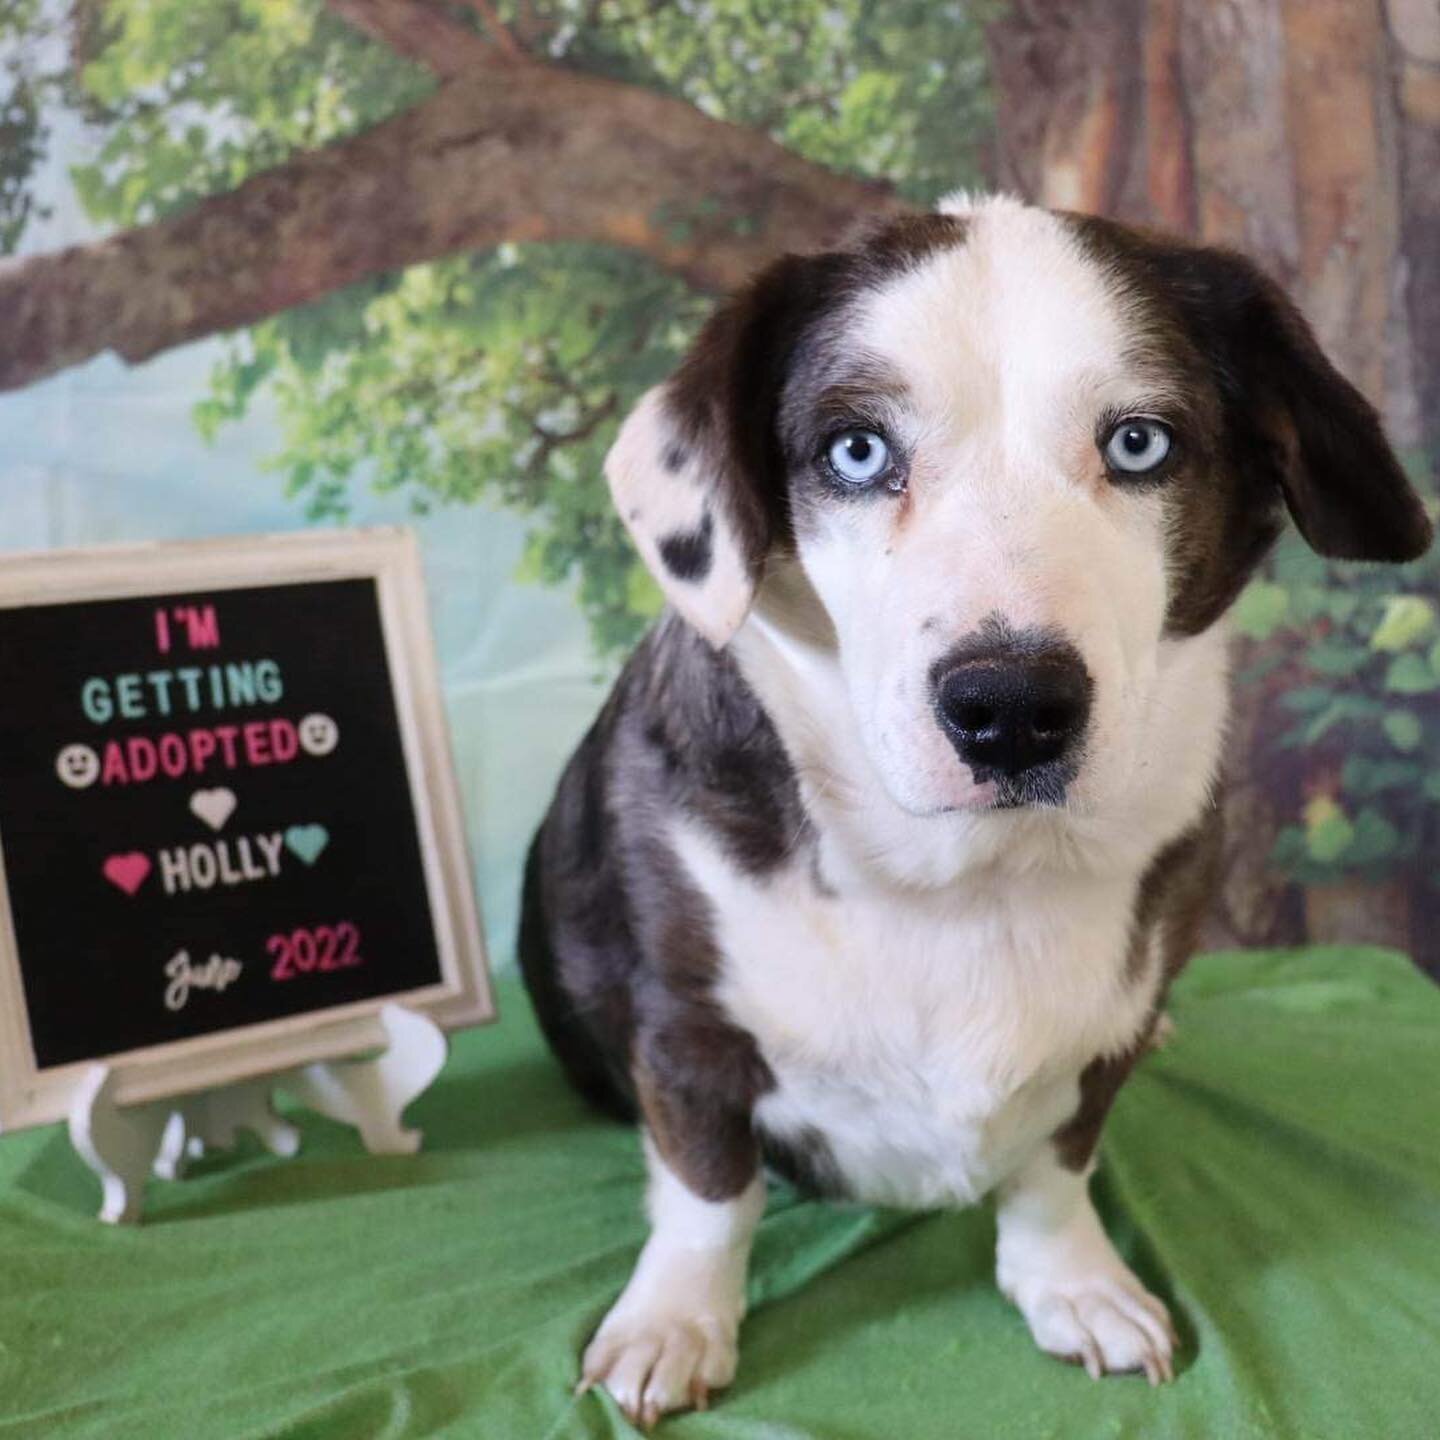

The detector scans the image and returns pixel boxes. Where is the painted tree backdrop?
[1,0,1437,968]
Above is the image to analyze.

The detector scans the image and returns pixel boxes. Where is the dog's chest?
[673,825,1151,1208]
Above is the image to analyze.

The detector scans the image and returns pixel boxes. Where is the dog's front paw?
[1007,1267,1177,1384]
[580,1307,739,1428]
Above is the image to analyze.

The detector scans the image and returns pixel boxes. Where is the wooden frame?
[0,527,493,1131]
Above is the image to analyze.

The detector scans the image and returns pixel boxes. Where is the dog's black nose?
[935,644,1092,780]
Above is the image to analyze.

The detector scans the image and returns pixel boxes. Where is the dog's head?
[607,195,1431,818]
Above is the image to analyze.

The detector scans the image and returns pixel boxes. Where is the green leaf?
[1233,580,1289,640]
[1341,756,1420,796]
[1304,798,1354,864]
[1305,639,1368,678]
[624,562,664,619]
[1280,686,1336,714]
[1345,808,1402,866]
[1383,710,1424,752]
[1371,595,1436,652]
[1270,825,1309,871]
[1384,653,1440,694]
[1300,695,1382,744]
[1324,591,1361,623]
[1287,584,1330,626]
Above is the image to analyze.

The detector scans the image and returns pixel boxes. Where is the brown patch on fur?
[1052,1047,1139,1175]
[892,479,915,532]
[836,211,971,273]
[658,215,968,572]
[519,621,803,1203]
[632,964,774,1201]
[806,367,913,432]
[1064,214,1430,635]
[1053,804,1223,1171]
[1123,802,1225,986]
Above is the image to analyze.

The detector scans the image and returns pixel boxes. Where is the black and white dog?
[519,193,1431,1424]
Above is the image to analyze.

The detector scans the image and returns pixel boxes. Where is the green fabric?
[1,947,1437,1439]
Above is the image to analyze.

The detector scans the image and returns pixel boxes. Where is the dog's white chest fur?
[672,823,1156,1208]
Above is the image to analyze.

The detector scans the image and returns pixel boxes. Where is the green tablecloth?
[1,947,1437,1439]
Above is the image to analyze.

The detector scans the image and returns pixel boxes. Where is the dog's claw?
[1017,1271,1177,1384]
[579,1312,737,1426]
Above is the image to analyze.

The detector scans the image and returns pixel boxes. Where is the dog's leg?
[581,1133,765,1426]
[994,1146,1177,1384]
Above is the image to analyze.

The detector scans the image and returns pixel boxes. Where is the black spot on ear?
[662,443,689,474]
[658,511,714,583]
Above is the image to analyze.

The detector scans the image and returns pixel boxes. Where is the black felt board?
[0,578,443,1069]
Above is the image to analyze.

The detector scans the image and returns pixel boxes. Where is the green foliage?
[0,0,52,253]
[5,0,993,652]
[1253,461,1440,890]
[583,0,996,206]
[217,245,704,654]
[1232,579,1288,640]
[71,0,431,227]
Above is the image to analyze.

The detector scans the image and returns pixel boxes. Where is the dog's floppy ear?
[606,255,824,648]
[1179,246,1431,563]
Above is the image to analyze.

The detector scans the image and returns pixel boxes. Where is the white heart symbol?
[190,787,238,832]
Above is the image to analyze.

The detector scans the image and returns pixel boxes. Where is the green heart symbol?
[284,824,329,866]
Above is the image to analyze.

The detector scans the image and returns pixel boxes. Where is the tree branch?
[0,63,902,394]
[458,0,528,61]
[324,0,498,77]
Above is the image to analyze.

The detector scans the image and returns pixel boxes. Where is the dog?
[518,193,1432,1425]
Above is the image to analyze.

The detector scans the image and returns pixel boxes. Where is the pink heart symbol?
[103,852,151,896]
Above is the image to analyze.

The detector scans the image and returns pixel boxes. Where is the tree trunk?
[1390,0,1440,465]
[1389,0,1440,975]
[1305,878,1413,957]
[988,0,1435,957]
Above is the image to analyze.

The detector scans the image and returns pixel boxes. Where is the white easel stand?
[67,1005,447,1224]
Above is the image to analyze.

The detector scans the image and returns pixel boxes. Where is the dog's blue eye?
[1104,419,1172,474]
[827,429,891,485]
